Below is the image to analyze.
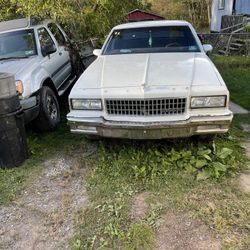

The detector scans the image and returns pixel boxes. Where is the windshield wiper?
[0,56,29,61]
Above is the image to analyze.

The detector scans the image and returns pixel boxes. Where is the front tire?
[33,86,60,132]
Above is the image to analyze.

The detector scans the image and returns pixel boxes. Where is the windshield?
[103,26,201,55]
[0,29,37,59]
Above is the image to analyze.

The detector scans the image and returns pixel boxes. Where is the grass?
[212,55,250,111]
[0,113,82,205]
[0,56,249,249]
[71,133,249,249]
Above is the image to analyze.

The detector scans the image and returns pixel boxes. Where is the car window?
[47,23,66,46]
[103,26,201,55]
[0,29,37,59]
[38,27,56,49]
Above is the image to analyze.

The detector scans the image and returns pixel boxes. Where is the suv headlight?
[71,99,102,110]
[191,96,226,108]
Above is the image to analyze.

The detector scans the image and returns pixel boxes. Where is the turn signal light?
[15,80,24,95]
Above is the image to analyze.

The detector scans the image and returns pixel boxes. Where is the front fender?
[30,67,51,94]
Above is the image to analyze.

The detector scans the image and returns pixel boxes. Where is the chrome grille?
[105,98,186,116]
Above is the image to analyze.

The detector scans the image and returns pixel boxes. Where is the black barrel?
[0,73,28,168]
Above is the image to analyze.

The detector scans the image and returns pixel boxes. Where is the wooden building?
[126,9,165,22]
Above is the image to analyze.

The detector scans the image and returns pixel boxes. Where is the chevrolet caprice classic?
[67,21,233,140]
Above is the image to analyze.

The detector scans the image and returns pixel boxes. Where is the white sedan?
[67,20,233,140]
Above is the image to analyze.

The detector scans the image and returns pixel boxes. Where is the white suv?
[0,17,84,131]
[67,21,233,140]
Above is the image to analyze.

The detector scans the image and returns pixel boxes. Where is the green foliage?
[148,0,211,31]
[126,222,155,250]
[0,0,146,42]
[73,131,248,249]
[0,165,34,204]
[243,26,250,33]
[72,193,128,247]
[0,0,21,21]
[0,0,212,42]
[94,136,244,186]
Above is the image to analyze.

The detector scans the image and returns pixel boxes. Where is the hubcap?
[46,94,58,120]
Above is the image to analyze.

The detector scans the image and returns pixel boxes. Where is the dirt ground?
[155,213,222,250]
[0,139,249,249]
[0,155,88,250]
[239,141,250,193]
[131,193,222,250]
[131,192,149,221]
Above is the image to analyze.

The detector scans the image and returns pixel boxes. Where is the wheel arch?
[41,78,58,97]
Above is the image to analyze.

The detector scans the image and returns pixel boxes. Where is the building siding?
[211,0,234,32]
[235,0,250,14]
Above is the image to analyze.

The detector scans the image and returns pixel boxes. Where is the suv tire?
[33,86,60,132]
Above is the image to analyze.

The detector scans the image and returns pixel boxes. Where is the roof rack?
[0,16,44,33]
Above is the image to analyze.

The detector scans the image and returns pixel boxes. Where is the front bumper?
[20,96,40,124]
[67,114,233,139]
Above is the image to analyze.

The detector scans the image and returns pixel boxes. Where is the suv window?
[48,23,66,46]
[38,27,56,49]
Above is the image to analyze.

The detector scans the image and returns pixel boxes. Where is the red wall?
[127,11,165,22]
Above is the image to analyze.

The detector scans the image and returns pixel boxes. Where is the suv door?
[47,23,72,80]
[37,27,71,88]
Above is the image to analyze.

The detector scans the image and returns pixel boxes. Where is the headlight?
[71,99,102,110]
[15,80,24,95]
[191,96,226,108]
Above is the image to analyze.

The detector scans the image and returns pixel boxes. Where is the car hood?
[74,53,223,90]
[0,57,38,77]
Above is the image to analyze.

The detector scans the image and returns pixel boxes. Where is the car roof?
[0,17,53,33]
[113,20,191,30]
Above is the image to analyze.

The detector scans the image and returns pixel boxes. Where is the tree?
[0,0,147,41]
[147,0,212,31]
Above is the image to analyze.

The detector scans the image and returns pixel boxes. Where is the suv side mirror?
[93,49,101,57]
[41,44,57,57]
[203,44,213,53]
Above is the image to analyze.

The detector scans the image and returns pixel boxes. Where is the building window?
[218,0,225,10]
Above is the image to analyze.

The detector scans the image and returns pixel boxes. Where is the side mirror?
[41,44,57,57]
[203,44,213,53]
[93,49,101,57]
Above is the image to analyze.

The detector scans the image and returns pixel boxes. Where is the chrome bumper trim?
[67,114,233,139]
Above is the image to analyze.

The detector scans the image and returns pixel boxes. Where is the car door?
[47,23,72,83]
[37,27,70,89]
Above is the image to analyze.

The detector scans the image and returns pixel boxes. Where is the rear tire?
[33,86,60,132]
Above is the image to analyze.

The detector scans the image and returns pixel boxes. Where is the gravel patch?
[156,213,221,250]
[0,154,88,250]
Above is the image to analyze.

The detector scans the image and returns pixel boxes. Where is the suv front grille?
[105,98,186,116]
